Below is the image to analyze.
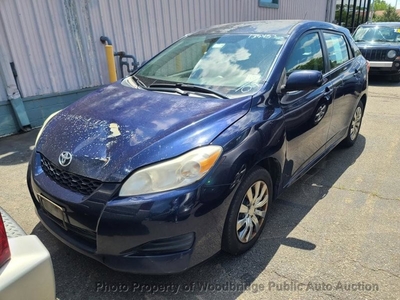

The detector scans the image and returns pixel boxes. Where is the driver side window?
[286,32,324,75]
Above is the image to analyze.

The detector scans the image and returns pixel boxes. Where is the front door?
[280,31,333,178]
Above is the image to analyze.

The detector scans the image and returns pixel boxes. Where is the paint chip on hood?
[108,123,121,138]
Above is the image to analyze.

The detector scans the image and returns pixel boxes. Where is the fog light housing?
[123,232,195,256]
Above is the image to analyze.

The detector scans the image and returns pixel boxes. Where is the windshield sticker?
[395,29,400,33]
[249,34,281,39]
[235,83,259,94]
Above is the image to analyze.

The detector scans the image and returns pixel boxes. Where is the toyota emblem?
[59,151,73,167]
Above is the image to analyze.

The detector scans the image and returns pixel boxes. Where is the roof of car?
[190,20,344,36]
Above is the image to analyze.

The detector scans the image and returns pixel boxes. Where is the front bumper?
[36,209,194,274]
[368,60,400,75]
[27,152,235,274]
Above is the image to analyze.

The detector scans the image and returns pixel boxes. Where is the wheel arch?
[257,157,282,200]
[359,94,367,111]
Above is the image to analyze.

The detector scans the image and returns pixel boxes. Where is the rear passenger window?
[286,33,324,74]
[323,33,350,69]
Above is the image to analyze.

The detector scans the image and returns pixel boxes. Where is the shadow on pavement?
[31,135,366,300]
[368,75,400,87]
[0,129,39,166]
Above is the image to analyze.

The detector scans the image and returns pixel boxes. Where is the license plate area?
[38,194,68,230]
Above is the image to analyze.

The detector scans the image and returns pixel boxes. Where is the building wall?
[0,0,335,136]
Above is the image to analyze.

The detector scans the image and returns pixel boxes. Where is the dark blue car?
[27,20,368,274]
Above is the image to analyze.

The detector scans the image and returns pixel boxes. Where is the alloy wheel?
[236,180,269,243]
[350,106,362,140]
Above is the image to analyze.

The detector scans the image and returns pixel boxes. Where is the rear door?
[321,31,361,143]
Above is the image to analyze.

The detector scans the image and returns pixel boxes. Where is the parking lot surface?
[0,77,399,300]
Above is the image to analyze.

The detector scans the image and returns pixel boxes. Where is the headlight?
[35,110,61,145]
[119,145,223,196]
[387,50,397,59]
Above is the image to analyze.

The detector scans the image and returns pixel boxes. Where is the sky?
[386,0,399,8]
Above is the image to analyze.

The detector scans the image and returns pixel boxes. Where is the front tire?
[222,166,272,255]
[341,101,364,147]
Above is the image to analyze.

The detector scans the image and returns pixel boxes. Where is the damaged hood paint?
[36,82,250,182]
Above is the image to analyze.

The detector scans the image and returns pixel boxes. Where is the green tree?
[374,0,390,11]
[335,4,348,25]
[375,6,400,21]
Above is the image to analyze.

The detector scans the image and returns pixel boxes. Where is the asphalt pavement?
[0,77,399,300]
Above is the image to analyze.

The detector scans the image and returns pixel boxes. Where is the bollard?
[100,36,117,83]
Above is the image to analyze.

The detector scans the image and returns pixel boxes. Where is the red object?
[0,214,11,267]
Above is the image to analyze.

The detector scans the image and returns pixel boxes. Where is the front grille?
[360,49,395,61]
[40,154,101,195]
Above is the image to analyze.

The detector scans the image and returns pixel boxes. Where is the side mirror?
[283,70,324,92]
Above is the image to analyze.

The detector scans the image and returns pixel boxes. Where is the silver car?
[0,207,56,300]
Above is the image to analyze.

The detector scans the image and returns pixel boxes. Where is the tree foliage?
[335,0,400,29]
[374,6,400,22]
[374,0,390,11]
[373,0,400,22]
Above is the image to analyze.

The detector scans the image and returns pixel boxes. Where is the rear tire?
[222,166,272,255]
[341,101,364,148]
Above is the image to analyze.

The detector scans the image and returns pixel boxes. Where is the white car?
[0,207,56,300]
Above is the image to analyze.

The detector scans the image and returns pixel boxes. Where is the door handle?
[323,86,333,102]
[324,86,333,96]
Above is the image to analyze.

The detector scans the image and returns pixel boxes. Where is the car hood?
[356,42,400,49]
[36,82,251,182]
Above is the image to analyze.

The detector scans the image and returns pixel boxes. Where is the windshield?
[134,33,287,98]
[353,26,400,43]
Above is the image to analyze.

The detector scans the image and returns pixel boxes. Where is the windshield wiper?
[147,85,191,97]
[148,83,228,99]
[131,75,147,88]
